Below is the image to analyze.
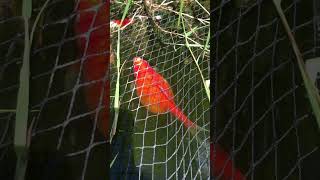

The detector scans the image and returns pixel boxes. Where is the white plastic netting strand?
[213,0,320,180]
[0,0,108,180]
[110,0,210,179]
[0,0,210,179]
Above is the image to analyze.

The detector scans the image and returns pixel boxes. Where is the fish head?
[133,57,149,76]
[133,57,144,66]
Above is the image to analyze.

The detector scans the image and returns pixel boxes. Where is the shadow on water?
[110,108,141,180]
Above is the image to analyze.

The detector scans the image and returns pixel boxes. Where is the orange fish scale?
[135,69,175,114]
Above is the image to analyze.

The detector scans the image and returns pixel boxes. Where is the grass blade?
[14,0,33,179]
[273,0,320,128]
[177,0,184,27]
[181,17,210,102]
[110,153,118,168]
[30,0,51,47]
[14,0,31,179]
[0,109,39,113]
[305,58,320,83]
[110,0,133,142]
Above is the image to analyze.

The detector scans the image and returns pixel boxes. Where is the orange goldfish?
[110,18,134,29]
[74,0,109,139]
[133,57,198,132]
[211,143,246,180]
[74,0,135,140]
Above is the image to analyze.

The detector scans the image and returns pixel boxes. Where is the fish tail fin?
[211,143,246,180]
[170,106,198,131]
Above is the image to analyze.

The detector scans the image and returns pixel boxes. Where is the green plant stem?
[177,0,184,27]
[0,109,39,113]
[110,153,118,168]
[14,0,32,179]
[110,0,133,143]
[273,0,320,128]
[110,29,121,143]
[181,18,210,102]
[30,0,51,47]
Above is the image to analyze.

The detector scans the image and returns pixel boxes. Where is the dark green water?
[0,0,107,180]
[214,0,320,179]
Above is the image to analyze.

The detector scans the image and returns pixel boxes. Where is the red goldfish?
[74,1,133,139]
[74,0,109,139]
[133,57,246,180]
[211,143,246,180]
[110,18,134,29]
[133,57,198,133]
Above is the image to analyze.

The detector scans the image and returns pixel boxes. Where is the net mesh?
[0,0,210,179]
[1,0,319,179]
[0,0,108,179]
[213,0,320,179]
[110,0,210,179]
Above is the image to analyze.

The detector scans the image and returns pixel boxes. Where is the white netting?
[110,0,210,179]
[214,0,320,180]
[0,0,210,179]
[1,0,320,179]
[0,0,108,179]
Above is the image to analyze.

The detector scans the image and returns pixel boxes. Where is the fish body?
[133,57,197,130]
[74,0,109,139]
